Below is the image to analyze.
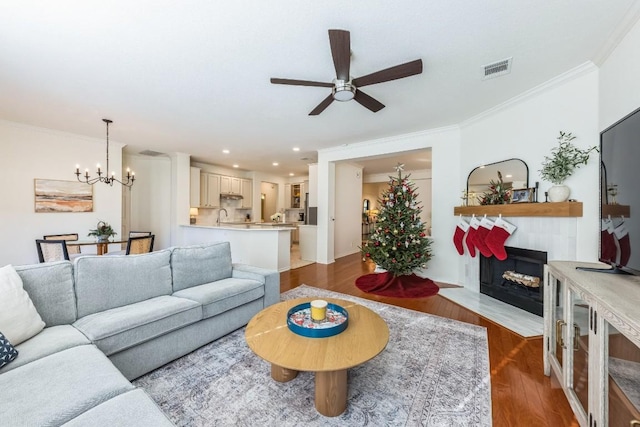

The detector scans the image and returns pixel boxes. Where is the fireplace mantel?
[453,201,582,217]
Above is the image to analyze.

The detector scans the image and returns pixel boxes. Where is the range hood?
[220,193,243,200]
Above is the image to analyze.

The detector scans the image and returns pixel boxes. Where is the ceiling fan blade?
[354,90,385,113]
[352,59,423,88]
[309,94,335,116]
[328,29,350,81]
[270,78,333,88]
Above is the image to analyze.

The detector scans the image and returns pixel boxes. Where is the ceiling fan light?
[332,80,355,101]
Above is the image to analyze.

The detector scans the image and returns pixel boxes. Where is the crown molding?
[0,118,125,148]
[318,124,460,156]
[592,2,640,66]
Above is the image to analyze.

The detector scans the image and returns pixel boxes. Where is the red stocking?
[614,222,631,267]
[600,219,616,263]
[465,217,481,258]
[485,217,517,261]
[472,217,494,258]
[453,218,470,255]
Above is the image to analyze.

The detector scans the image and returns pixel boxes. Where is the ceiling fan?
[270,29,423,115]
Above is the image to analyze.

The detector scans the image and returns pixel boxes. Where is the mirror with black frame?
[466,158,529,205]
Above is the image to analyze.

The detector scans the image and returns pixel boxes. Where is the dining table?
[66,239,128,256]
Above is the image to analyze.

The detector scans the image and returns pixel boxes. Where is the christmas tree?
[361,165,432,276]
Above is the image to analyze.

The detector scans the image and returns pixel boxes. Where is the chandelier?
[75,119,135,187]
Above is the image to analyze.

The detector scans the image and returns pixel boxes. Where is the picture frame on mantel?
[510,188,535,204]
[34,179,93,213]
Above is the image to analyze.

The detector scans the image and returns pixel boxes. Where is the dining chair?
[35,239,70,263]
[43,233,81,255]
[126,235,155,255]
[129,231,152,238]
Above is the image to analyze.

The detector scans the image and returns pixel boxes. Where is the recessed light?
[233,164,239,168]
[272,162,279,166]
[222,149,230,154]
[292,147,300,152]
[505,174,513,178]
[289,173,295,176]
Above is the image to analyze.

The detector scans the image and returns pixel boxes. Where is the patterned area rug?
[134,285,492,426]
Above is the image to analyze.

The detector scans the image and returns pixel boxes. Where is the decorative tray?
[287,302,349,338]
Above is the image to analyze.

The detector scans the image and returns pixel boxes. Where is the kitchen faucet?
[217,208,228,225]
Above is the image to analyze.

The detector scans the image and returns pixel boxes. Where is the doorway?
[260,182,278,222]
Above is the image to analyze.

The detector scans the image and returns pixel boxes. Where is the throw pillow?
[0,264,45,345]
[0,331,19,368]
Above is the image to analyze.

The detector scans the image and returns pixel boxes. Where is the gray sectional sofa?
[0,241,280,426]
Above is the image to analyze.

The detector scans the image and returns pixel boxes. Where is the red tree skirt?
[355,272,439,298]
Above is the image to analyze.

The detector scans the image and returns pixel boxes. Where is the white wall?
[600,17,640,130]
[460,65,601,264]
[334,163,363,259]
[317,126,461,284]
[0,120,123,265]
[125,154,172,250]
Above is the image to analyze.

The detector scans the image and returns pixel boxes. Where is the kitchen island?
[180,223,295,272]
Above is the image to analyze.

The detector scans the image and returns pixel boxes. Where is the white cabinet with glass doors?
[544,261,640,427]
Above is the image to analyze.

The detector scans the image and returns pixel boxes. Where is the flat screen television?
[589,106,640,275]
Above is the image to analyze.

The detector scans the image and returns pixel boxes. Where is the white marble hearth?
[452,216,579,337]
[439,287,543,337]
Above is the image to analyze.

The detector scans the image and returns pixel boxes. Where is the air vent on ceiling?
[139,150,165,157]
[482,57,512,80]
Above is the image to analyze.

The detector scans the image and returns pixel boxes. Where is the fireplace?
[479,246,547,316]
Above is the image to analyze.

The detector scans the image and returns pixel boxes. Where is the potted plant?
[88,221,117,242]
[539,131,598,202]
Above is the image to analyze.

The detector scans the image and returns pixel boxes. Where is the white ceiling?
[1,1,638,178]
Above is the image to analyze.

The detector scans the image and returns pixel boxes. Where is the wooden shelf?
[453,201,583,217]
[602,204,631,218]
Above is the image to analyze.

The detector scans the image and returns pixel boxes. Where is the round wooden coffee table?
[245,297,389,417]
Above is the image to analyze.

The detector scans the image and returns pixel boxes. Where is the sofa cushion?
[14,260,76,326]
[74,250,173,318]
[0,332,18,369]
[73,295,202,356]
[0,345,134,427]
[232,263,280,307]
[0,264,45,345]
[171,242,233,292]
[0,325,91,374]
[172,277,264,319]
[62,389,175,427]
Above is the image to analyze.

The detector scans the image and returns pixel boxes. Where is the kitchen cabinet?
[220,176,241,195]
[291,183,302,208]
[544,261,640,426]
[241,179,252,208]
[284,182,305,209]
[190,167,201,207]
[200,173,220,208]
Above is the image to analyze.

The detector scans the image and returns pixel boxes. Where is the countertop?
[182,224,295,231]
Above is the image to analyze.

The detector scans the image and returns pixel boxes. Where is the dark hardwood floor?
[280,253,578,426]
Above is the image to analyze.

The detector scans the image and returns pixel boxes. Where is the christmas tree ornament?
[485,217,517,260]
